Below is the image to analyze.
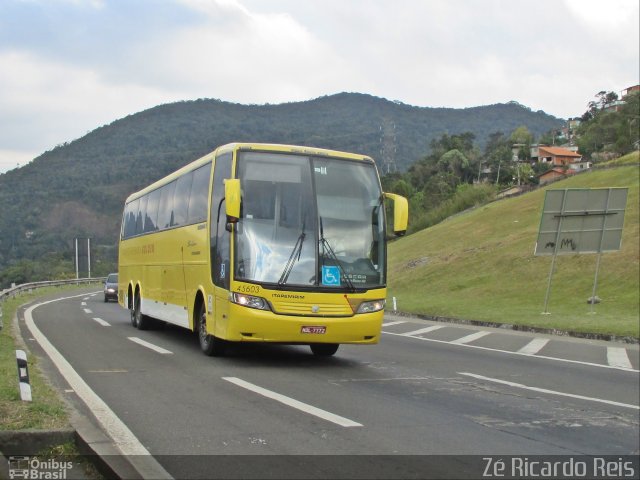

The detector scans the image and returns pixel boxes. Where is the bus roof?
[124,143,375,204]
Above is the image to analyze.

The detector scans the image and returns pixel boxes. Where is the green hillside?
[0,93,563,285]
[388,164,640,339]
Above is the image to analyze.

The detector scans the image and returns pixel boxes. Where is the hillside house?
[538,146,583,166]
[622,84,640,98]
[538,167,577,185]
[604,85,639,112]
[536,146,590,185]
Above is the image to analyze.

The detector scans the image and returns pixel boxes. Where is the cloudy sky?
[0,0,638,173]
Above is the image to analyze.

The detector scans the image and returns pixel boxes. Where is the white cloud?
[0,0,638,173]
[129,0,366,104]
[0,50,178,166]
[14,0,105,7]
[178,0,250,16]
[565,0,639,32]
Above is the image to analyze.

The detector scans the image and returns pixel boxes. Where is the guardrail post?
[16,350,32,401]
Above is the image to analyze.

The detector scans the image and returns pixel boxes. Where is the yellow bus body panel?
[119,221,210,330]
[119,142,395,347]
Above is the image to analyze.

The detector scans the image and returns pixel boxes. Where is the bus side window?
[188,164,212,224]
[123,199,139,239]
[144,188,161,233]
[158,181,176,230]
[135,195,148,236]
[211,152,232,288]
[173,172,193,227]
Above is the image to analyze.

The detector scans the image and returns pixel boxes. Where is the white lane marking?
[92,317,111,327]
[25,295,173,479]
[401,325,444,336]
[83,298,90,301]
[459,372,639,410]
[382,320,407,327]
[607,347,633,369]
[518,338,550,355]
[83,308,93,314]
[81,302,87,306]
[128,337,173,355]
[24,299,148,448]
[223,377,362,428]
[382,331,639,372]
[450,331,491,345]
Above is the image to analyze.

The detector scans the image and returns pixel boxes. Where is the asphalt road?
[18,288,640,479]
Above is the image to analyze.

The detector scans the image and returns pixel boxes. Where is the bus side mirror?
[384,192,408,236]
[224,179,241,223]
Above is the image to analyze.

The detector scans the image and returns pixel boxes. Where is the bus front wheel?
[310,343,339,356]
[197,304,227,357]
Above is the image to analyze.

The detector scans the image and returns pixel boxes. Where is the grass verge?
[388,164,639,339]
[0,286,107,479]
[1,290,70,431]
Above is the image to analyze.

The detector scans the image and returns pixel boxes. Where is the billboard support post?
[588,188,613,314]
[541,190,568,314]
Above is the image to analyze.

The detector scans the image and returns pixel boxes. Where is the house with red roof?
[537,146,591,185]
[538,146,582,166]
[538,167,577,185]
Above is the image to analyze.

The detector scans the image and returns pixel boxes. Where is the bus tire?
[197,303,226,357]
[310,343,339,356]
[132,293,150,330]
[130,303,137,327]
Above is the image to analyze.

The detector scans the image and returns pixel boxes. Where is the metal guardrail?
[0,278,106,330]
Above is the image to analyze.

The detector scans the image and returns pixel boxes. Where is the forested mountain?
[0,92,562,285]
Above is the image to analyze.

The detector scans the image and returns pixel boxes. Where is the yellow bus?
[118,143,407,356]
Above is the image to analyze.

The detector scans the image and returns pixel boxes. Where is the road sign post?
[74,237,92,279]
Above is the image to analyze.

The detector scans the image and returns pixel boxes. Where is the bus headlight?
[356,299,386,314]
[231,292,271,311]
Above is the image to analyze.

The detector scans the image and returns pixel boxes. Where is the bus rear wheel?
[310,343,339,356]
[197,303,227,357]
[131,293,150,330]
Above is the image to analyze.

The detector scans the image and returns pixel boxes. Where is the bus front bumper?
[221,304,384,344]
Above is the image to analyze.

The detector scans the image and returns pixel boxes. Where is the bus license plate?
[301,326,326,334]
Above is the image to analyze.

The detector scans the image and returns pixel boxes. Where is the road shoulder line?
[24,294,173,479]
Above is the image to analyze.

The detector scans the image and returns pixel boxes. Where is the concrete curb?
[71,410,143,479]
[0,426,137,479]
[2,296,145,479]
[0,429,75,456]
[387,310,640,344]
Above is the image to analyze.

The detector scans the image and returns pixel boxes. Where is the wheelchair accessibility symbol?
[322,266,341,286]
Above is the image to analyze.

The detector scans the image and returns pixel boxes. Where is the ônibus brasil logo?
[8,456,73,479]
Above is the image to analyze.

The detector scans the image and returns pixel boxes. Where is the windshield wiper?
[319,217,356,292]
[278,223,306,286]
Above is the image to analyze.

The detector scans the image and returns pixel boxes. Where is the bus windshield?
[235,151,385,290]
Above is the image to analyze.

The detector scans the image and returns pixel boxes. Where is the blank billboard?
[535,188,628,256]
